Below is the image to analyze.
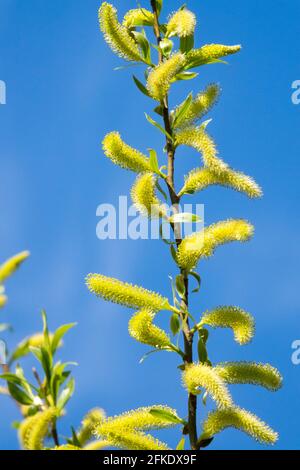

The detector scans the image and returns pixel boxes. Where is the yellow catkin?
[201,306,255,345]
[84,440,111,450]
[98,3,142,62]
[96,406,178,450]
[53,445,82,450]
[202,407,278,445]
[0,251,30,284]
[123,8,154,28]
[96,406,179,433]
[166,9,196,38]
[179,167,262,198]
[175,127,228,174]
[19,408,58,450]
[131,173,165,218]
[185,44,241,69]
[78,408,106,445]
[86,274,171,312]
[216,362,282,391]
[147,53,185,101]
[98,429,169,450]
[182,363,233,408]
[102,132,152,173]
[174,84,220,129]
[177,219,254,271]
[128,310,171,348]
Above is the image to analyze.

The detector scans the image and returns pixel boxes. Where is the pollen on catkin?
[84,440,111,450]
[200,306,255,345]
[53,445,82,450]
[78,408,106,446]
[98,429,170,450]
[128,310,171,349]
[0,251,30,284]
[19,408,58,450]
[86,274,171,312]
[147,53,185,102]
[98,3,142,62]
[166,9,196,38]
[185,44,241,69]
[123,8,154,28]
[174,84,220,129]
[179,167,262,198]
[215,362,282,391]
[131,173,165,218]
[102,132,152,173]
[177,219,254,271]
[175,127,228,174]
[201,407,278,445]
[96,406,179,434]
[182,363,233,409]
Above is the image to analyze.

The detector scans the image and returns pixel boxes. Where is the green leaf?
[132,31,151,64]
[198,328,209,345]
[172,93,193,128]
[149,407,185,425]
[170,313,180,336]
[175,275,185,299]
[202,391,208,406]
[155,0,163,15]
[148,149,160,174]
[7,382,33,406]
[197,336,208,364]
[57,377,75,411]
[156,181,168,201]
[170,245,178,264]
[169,212,201,224]
[200,118,212,130]
[145,113,173,141]
[180,34,194,53]
[176,437,185,450]
[199,437,214,449]
[175,71,198,81]
[133,75,150,97]
[153,105,164,116]
[40,346,52,384]
[41,310,51,356]
[51,323,77,355]
[189,271,201,293]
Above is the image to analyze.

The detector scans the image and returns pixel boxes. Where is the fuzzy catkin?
[175,127,228,174]
[131,173,165,218]
[123,8,154,28]
[177,219,254,271]
[86,274,170,312]
[19,408,58,450]
[102,132,152,173]
[0,251,30,284]
[201,306,255,345]
[96,406,179,433]
[216,362,282,391]
[174,84,220,129]
[185,44,241,68]
[180,167,262,199]
[98,3,142,62]
[202,407,278,445]
[166,9,196,38]
[147,53,185,102]
[128,310,171,348]
[182,363,233,408]
[78,408,106,445]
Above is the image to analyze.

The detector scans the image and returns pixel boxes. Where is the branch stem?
[150,0,198,450]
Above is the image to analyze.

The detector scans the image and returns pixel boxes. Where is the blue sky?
[0,0,300,450]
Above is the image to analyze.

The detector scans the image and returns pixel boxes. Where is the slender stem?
[150,0,198,450]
